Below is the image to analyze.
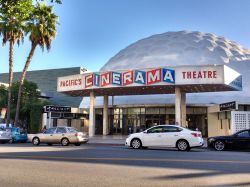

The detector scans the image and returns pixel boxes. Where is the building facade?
[58,31,250,137]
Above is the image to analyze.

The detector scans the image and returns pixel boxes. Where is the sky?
[1,0,250,73]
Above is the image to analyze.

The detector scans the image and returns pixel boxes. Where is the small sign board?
[219,101,238,111]
[44,105,71,113]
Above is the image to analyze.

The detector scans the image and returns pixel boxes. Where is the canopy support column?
[103,95,109,135]
[89,91,96,137]
[175,87,186,127]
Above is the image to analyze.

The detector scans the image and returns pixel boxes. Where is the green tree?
[0,0,33,127]
[0,85,8,109]
[14,3,58,125]
[11,80,49,132]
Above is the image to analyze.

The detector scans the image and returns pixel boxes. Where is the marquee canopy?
[57,65,242,97]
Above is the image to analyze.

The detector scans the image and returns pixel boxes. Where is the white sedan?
[125,125,204,151]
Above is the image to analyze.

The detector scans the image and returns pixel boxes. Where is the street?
[0,143,249,187]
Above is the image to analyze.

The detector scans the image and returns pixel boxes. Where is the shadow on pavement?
[149,171,223,180]
[204,182,250,187]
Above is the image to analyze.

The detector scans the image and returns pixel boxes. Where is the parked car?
[0,128,12,143]
[125,125,204,151]
[7,127,28,143]
[207,129,250,151]
[0,123,13,128]
[32,127,89,146]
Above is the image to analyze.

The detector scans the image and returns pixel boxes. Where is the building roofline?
[0,67,87,74]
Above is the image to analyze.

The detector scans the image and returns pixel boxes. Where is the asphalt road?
[0,143,249,187]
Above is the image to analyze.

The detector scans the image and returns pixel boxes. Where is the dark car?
[208,129,250,151]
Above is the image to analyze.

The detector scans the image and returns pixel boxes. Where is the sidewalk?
[88,135,126,146]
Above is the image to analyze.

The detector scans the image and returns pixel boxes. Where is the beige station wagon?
[32,127,88,146]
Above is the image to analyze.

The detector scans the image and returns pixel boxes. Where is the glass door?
[113,118,122,134]
[127,118,139,134]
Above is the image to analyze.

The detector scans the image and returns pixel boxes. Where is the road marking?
[0,154,249,164]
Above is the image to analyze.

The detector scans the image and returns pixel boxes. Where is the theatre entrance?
[105,107,207,136]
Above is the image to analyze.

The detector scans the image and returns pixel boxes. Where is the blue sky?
[1,0,250,73]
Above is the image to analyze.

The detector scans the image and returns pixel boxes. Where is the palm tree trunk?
[6,40,14,127]
[14,43,37,126]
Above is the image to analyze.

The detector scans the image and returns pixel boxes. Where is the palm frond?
[0,0,33,44]
[28,3,59,51]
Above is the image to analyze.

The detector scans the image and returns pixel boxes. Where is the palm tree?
[14,3,58,125]
[0,0,33,127]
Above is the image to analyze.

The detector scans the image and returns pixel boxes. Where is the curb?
[87,142,208,149]
[87,143,124,146]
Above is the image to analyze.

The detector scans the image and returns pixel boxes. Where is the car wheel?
[9,138,14,144]
[32,137,40,146]
[214,140,225,151]
[177,140,190,151]
[74,143,81,146]
[131,138,142,149]
[61,138,69,146]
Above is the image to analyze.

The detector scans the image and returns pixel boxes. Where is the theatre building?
[53,30,250,138]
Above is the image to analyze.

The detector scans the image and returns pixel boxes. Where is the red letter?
[101,72,111,87]
[85,74,93,88]
[60,81,64,87]
[78,79,82,85]
[213,71,217,78]
[198,71,202,78]
[203,71,207,78]
[147,68,161,84]
[123,71,134,85]
[182,72,186,79]
[193,71,197,79]
[208,71,212,78]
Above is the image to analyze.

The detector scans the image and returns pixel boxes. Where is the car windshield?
[67,127,78,133]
